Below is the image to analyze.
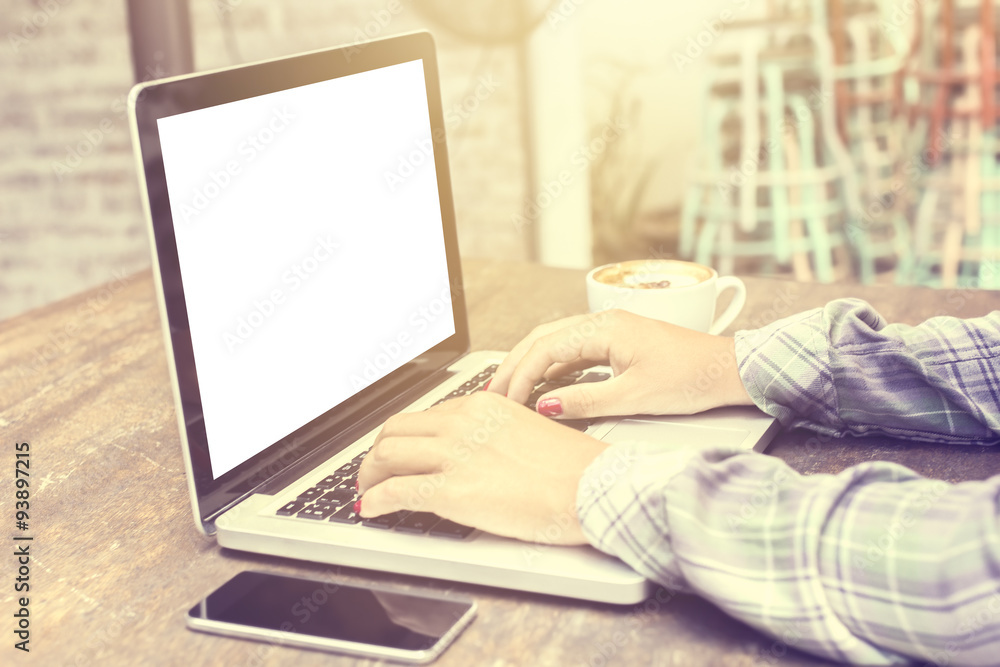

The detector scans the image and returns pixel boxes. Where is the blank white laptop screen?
[156,59,455,478]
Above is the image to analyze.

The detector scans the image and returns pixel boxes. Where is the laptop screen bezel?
[129,32,470,532]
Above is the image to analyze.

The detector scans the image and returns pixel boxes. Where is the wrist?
[711,336,754,408]
[729,337,755,405]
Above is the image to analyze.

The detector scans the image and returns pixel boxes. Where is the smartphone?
[186,571,477,664]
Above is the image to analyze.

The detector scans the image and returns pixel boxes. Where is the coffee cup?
[586,259,746,335]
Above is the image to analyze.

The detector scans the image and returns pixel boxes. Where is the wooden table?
[2,259,999,666]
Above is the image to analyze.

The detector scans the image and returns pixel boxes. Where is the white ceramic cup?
[586,259,747,335]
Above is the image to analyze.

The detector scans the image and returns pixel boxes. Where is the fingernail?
[537,397,563,417]
[353,499,362,516]
[483,379,491,391]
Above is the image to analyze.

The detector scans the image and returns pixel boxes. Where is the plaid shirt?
[577,299,1000,666]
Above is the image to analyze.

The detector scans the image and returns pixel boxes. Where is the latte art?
[633,279,673,289]
[593,261,711,289]
[621,274,700,289]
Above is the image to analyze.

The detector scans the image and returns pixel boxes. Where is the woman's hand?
[486,309,754,419]
[357,391,607,544]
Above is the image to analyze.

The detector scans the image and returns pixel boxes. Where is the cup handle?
[709,276,747,335]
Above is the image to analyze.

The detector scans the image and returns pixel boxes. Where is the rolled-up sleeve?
[735,298,1000,443]
[578,445,1000,666]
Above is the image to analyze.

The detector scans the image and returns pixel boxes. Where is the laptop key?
[362,511,409,530]
[276,500,308,516]
[298,504,336,520]
[329,504,361,524]
[316,503,340,518]
[394,511,442,534]
[296,487,324,502]
[428,519,475,540]
[314,475,341,489]
[320,487,356,504]
[527,391,549,410]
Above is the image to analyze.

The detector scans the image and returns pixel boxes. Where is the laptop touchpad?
[599,418,750,450]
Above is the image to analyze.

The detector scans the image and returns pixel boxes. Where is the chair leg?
[891,211,915,285]
[695,216,722,269]
[680,101,728,260]
[782,124,814,281]
[913,187,941,284]
[982,132,1000,287]
[764,65,792,264]
[789,93,836,282]
[738,38,762,235]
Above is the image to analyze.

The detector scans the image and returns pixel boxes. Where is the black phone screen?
[188,571,473,651]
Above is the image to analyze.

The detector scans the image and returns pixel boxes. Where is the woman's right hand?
[485,309,755,419]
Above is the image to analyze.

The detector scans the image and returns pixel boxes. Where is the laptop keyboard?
[275,450,478,538]
[274,363,610,537]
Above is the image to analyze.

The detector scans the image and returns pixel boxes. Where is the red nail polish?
[483,379,491,391]
[537,397,563,417]
[353,499,362,515]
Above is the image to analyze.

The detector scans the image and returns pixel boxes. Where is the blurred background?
[1,0,998,321]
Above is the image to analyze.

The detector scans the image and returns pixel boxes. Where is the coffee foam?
[592,260,712,289]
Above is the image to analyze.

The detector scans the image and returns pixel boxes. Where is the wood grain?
[2,260,998,666]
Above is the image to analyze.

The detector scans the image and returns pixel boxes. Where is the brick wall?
[0,0,528,321]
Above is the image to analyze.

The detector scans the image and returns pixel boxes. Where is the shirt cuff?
[733,306,837,432]
[576,441,696,590]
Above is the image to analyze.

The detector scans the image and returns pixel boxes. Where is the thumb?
[536,375,631,419]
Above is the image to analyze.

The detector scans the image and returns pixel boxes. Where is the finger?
[506,318,614,404]
[357,473,449,518]
[415,391,488,420]
[376,410,450,444]
[359,436,446,494]
[424,393,470,413]
[487,314,594,397]
[542,359,596,380]
[535,372,637,419]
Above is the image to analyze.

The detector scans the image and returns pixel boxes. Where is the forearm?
[735,299,1000,443]
[577,444,1000,666]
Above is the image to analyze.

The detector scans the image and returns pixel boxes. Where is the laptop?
[128,31,779,605]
